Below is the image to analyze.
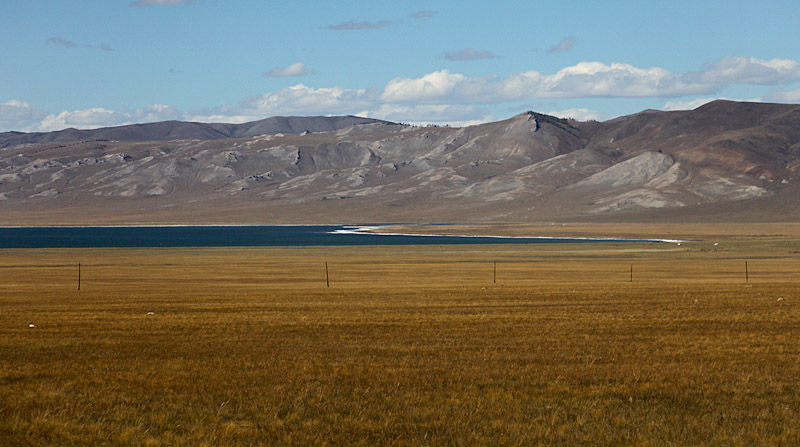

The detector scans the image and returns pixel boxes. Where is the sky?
[2,0,800,132]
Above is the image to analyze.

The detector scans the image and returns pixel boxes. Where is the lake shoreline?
[0,225,678,249]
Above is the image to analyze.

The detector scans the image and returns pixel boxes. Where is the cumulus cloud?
[130,104,183,123]
[684,56,800,85]
[379,62,714,104]
[130,0,193,6]
[547,36,576,54]
[35,108,126,132]
[0,100,48,131]
[1,103,183,132]
[661,96,762,111]
[46,37,77,48]
[764,86,800,103]
[367,104,491,126]
[380,70,477,103]
[662,97,727,111]
[325,20,393,30]
[441,48,498,61]
[540,61,714,97]
[262,62,315,78]
[188,84,377,123]
[409,10,437,19]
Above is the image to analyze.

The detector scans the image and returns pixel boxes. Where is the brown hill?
[1,101,799,225]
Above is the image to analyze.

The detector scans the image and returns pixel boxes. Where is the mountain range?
[1,100,799,225]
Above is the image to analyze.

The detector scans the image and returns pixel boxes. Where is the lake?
[0,225,660,248]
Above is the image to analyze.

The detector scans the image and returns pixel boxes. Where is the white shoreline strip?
[330,225,686,243]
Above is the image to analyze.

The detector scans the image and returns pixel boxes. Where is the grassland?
[2,232,800,446]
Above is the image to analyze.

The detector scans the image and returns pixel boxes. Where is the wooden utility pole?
[78,263,81,291]
[493,261,497,283]
[745,261,749,283]
[325,262,330,288]
[630,264,633,283]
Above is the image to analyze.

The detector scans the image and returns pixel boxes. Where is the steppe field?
[2,224,800,446]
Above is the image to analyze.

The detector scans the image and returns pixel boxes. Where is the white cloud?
[188,84,377,123]
[34,108,126,132]
[380,62,714,104]
[131,104,183,122]
[662,97,726,111]
[547,108,607,121]
[684,56,800,85]
[381,70,471,103]
[662,96,762,111]
[130,0,192,6]
[263,62,315,78]
[764,86,800,103]
[368,104,492,126]
[237,84,374,115]
[540,62,711,97]
[380,57,800,106]
[0,100,47,131]
[12,104,184,132]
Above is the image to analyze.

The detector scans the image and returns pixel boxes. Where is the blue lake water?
[0,225,658,248]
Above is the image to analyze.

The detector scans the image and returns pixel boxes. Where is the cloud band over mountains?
[4,56,800,132]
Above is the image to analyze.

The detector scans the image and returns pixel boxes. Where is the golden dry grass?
[2,237,800,446]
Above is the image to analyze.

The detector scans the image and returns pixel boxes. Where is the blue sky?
[2,0,800,132]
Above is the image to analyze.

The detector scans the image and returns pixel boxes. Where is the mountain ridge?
[0,115,391,149]
[1,100,799,224]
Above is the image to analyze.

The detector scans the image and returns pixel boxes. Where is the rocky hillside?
[1,101,799,224]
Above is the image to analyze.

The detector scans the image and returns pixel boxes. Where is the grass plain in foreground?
[1,238,800,446]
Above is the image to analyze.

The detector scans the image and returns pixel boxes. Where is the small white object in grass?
[28,323,35,328]
[147,311,155,315]
[777,297,785,302]
[713,242,719,246]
